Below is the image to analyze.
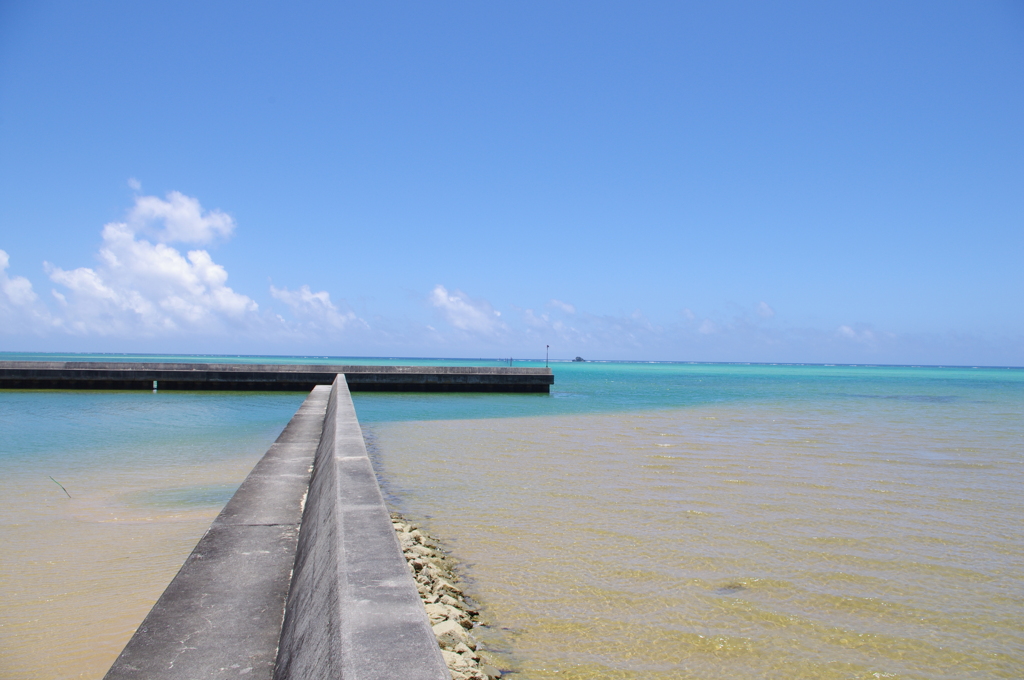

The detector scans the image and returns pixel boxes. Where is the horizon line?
[1,351,1021,371]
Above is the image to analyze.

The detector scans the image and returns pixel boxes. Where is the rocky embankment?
[390,513,503,680]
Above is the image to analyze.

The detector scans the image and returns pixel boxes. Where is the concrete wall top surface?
[104,377,451,679]
[104,385,331,679]
[274,376,450,680]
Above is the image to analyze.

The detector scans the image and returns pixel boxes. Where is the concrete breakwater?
[0,361,554,392]
[103,376,469,679]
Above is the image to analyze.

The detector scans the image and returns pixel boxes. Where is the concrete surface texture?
[104,385,331,679]
[274,375,450,680]
[0,361,554,392]
[103,376,451,679]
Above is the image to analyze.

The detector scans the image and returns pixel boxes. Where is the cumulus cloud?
[270,284,365,332]
[41,193,258,336]
[8,188,991,364]
[0,249,58,334]
[1,250,37,306]
[1,191,385,346]
[430,285,505,336]
[128,191,235,244]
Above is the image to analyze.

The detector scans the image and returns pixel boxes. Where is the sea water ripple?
[1,358,1021,679]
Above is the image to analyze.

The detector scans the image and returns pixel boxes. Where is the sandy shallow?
[368,402,1024,679]
[2,386,1020,679]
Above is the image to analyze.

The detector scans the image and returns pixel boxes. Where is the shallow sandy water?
[2,373,1021,680]
[0,471,246,678]
[0,390,304,679]
[368,401,1024,679]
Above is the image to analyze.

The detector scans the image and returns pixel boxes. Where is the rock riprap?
[390,513,503,680]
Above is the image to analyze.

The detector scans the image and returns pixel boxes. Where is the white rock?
[441,649,473,670]
[424,603,452,621]
[433,619,472,650]
[412,544,437,558]
[435,579,463,596]
[454,642,479,660]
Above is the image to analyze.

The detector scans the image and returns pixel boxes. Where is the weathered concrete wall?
[104,376,450,679]
[274,375,450,680]
[0,361,554,392]
[105,385,331,679]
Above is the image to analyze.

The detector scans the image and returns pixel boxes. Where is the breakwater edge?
[391,512,506,680]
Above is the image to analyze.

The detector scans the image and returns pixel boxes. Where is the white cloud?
[6,190,1011,364]
[128,191,235,244]
[521,308,551,329]
[1,192,384,346]
[0,249,58,334]
[127,177,142,191]
[430,285,506,336]
[43,194,258,336]
[509,302,666,354]
[837,324,876,343]
[1,249,37,306]
[270,284,366,331]
[548,299,576,314]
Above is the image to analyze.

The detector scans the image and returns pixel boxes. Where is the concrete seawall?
[0,361,553,392]
[274,376,449,679]
[104,376,450,679]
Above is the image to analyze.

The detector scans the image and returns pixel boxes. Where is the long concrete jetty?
[105,376,451,680]
[0,361,553,392]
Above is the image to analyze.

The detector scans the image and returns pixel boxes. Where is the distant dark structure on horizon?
[573,356,585,362]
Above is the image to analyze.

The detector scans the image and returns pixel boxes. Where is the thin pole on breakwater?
[546,345,549,368]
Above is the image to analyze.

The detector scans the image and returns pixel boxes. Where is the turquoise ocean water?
[1,353,1022,679]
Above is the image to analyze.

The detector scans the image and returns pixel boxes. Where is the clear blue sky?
[1,1,1021,364]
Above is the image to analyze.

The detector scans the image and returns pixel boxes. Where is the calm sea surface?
[1,354,1022,679]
